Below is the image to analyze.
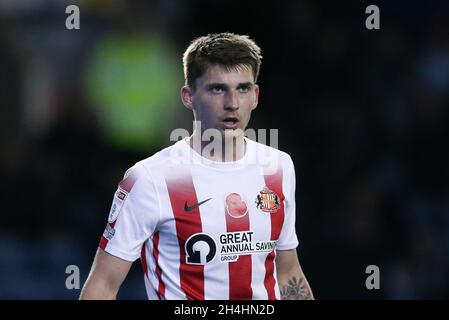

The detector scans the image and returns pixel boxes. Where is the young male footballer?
[80,33,314,300]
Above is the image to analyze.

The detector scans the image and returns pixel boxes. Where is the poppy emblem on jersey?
[255,187,280,213]
[225,193,248,218]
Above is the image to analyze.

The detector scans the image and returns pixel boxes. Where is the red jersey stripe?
[225,194,253,299]
[118,173,136,193]
[141,242,148,276]
[99,236,108,250]
[165,168,205,300]
[263,169,285,300]
[151,231,165,299]
[99,220,116,250]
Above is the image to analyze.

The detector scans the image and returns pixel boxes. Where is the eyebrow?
[206,82,254,89]
[237,82,254,88]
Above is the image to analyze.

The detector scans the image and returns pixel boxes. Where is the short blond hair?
[182,33,262,90]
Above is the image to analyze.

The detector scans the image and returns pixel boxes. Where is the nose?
[224,90,239,111]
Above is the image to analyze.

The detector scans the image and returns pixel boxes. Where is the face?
[181,64,259,137]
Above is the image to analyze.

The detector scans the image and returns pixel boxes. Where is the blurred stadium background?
[1,0,449,299]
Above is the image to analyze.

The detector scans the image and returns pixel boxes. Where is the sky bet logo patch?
[108,188,128,223]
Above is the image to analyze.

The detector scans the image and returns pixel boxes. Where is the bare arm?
[275,249,314,300]
[79,248,132,300]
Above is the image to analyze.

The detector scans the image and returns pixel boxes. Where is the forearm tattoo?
[280,276,314,300]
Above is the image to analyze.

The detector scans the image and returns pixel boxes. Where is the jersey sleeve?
[276,154,300,250]
[99,162,160,261]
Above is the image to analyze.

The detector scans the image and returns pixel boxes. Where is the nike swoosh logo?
[184,198,212,212]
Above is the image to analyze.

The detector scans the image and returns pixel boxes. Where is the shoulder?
[246,138,294,171]
[125,139,186,180]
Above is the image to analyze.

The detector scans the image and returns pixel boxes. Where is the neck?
[188,130,246,162]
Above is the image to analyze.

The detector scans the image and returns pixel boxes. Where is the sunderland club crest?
[255,187,280,213]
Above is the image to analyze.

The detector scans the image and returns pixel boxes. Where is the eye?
[210,86,224,94]
[238,85,250,93]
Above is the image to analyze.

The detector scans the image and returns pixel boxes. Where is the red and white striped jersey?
[99,138,299,300]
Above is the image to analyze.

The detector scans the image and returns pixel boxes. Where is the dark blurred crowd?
[1,0,448,299]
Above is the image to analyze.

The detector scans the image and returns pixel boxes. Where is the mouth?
[221,116,240,129]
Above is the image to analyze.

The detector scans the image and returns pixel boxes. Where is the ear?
[251,84,260,110]
[181,85,194,110]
